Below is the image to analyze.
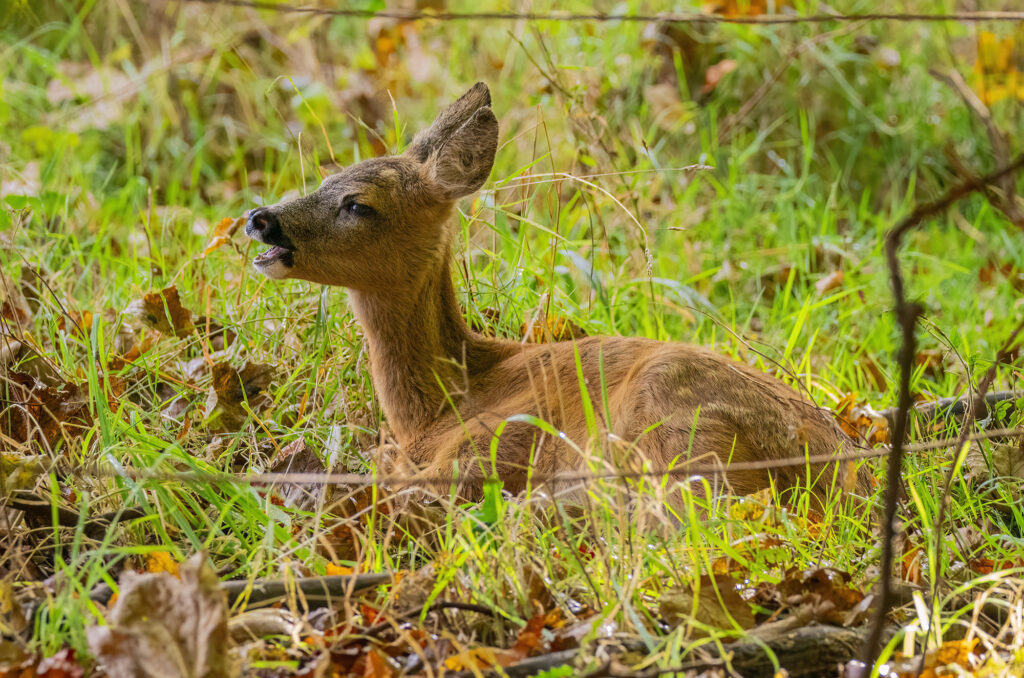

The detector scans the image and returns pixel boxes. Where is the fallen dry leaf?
[815,269,844,296]
[834,392,890,446]
[914,348,945,379]
[141,287,194,338]
[86,553,236,678]
[0,646,85,678]
[753,567,870,627]
[206,361,276,430]
[265,439,327,510]
[0,372,92,450]
[971,29,1024,106]
[901,546,924,585]
[659,574,756,632]
[644,83,692,131]
[0,455,47,497]
[891,638,978,678]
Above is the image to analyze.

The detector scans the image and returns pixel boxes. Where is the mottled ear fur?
[408,83,499,201]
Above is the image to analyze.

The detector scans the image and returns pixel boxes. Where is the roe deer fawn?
[246,83,867,510]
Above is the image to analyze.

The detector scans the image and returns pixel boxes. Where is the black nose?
[246,207,278,237]
[245,208,294,249]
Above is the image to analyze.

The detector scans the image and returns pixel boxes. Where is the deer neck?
[348,254,505,444]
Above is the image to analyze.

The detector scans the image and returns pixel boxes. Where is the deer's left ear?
[407,82,492,162]
[421,106,498,201]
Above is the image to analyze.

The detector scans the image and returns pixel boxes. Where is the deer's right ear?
[421,107,499,201]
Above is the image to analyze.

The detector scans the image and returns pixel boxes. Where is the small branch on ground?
[86,572,391,608]
[879,390,1021,429]
[5,490,147,538]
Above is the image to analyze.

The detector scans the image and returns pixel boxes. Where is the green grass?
[1,0,1023,674]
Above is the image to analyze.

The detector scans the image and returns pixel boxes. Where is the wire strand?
[87,427,1020,490]
[176,1,1024,25]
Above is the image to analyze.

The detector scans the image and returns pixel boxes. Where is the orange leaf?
[509,612,547,660]
[201,216,244,257]
[901,547,923,585]
[363,648,396,678]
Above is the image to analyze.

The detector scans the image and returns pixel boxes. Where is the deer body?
[246,83,864,506]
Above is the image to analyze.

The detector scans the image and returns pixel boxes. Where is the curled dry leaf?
[752,567,870,627]
[205,361,276,430]
[0,287,32,329]
[86,553,237,678]
[228,608,302,644]
[141,286,194,338]
[266,439,328,510]
[200,216,245,258]
[966,440,1024,504]
[0,455,47,497]
[0,372,92,449]
[889,638,978,678]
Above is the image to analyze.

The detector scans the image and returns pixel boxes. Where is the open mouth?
[253,244,295,269]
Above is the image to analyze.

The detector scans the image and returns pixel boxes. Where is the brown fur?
[245,83,867,508]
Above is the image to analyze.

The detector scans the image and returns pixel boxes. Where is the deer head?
[245,83,499,291]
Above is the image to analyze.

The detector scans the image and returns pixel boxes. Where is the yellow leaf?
[444,647,501,671]
[145,551,180,576]
[325,563,354,576]
[976,31,1014,74]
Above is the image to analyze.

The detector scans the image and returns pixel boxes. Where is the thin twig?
[930,68,1024,226]
[861,153,1024,666]
[719,22,864,143]
[360,600,504,639]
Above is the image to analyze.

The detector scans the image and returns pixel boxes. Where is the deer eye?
[345,201,375,218]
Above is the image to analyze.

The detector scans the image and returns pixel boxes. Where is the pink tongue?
[256,246,283,262]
